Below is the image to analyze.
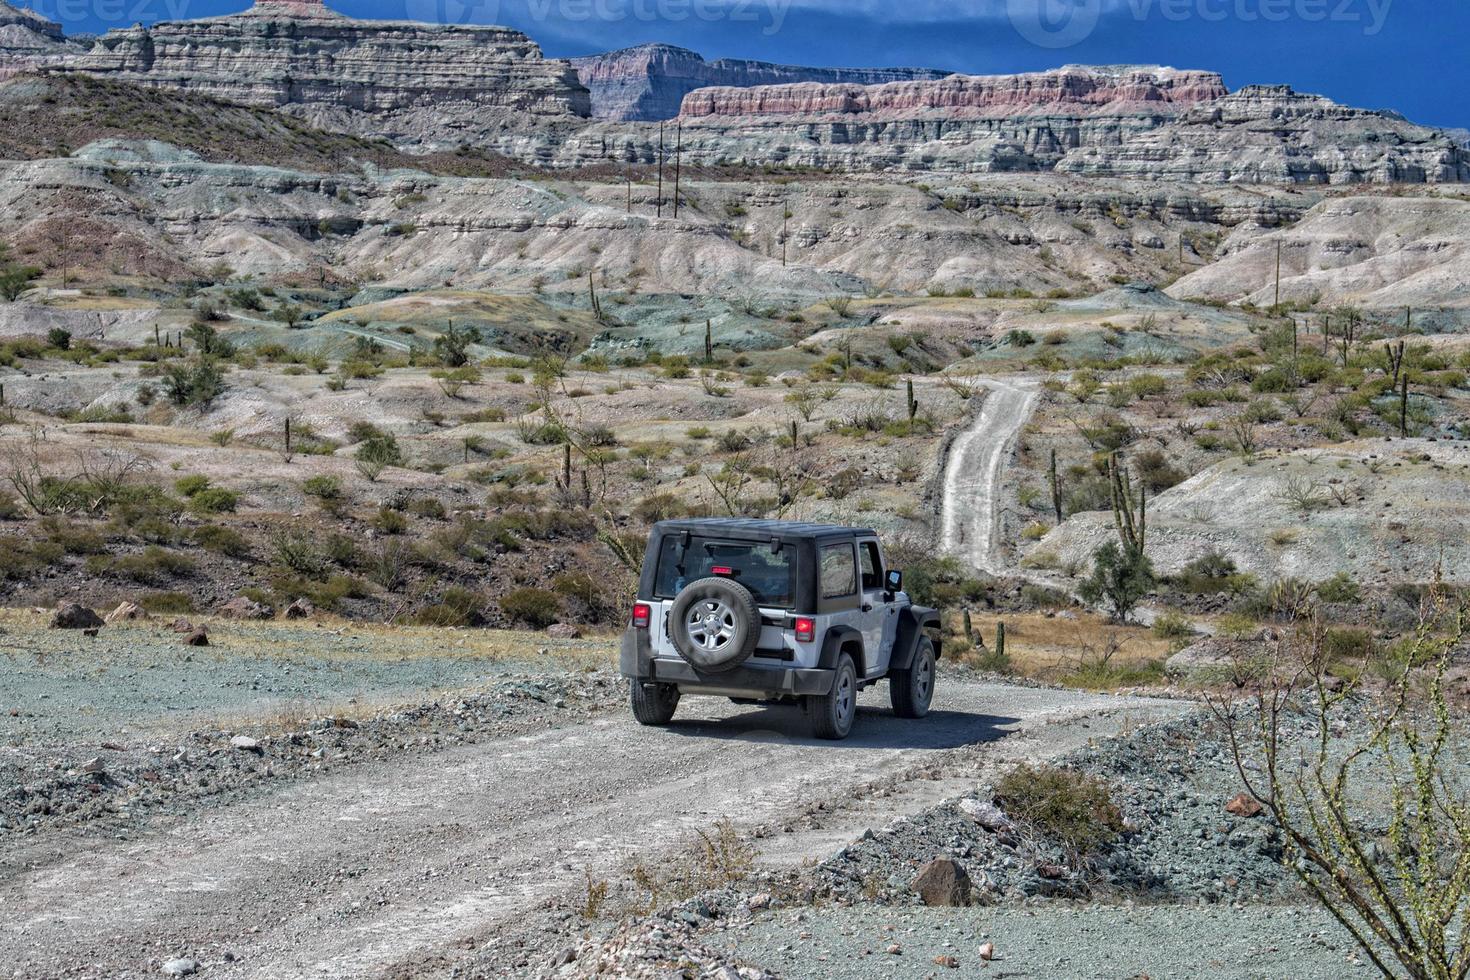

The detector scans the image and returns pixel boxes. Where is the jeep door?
[857,537,897,676]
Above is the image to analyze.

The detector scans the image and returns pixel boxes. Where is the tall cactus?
[906,379,918,421]
[1048,449,1063,523]
[1107,452,1146,554]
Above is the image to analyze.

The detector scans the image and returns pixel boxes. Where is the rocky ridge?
[69,0,591,147]
[1059,84,1470,184]
[571,42,948,121]
[0,0,77,76]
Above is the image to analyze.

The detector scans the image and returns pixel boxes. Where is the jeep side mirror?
[885,569,903,594]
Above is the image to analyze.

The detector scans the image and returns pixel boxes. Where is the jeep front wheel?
[630,681,680,726]
[806,652,858,740]
[890,636,936,719]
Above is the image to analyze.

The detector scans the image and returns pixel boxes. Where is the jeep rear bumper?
[620,628,834,697]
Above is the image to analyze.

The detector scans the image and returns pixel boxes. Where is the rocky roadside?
[518,707,1344,979]
[1,671,624,840]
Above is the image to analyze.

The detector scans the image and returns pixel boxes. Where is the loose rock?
[50,602,104,630]
[1226,792,1264,818]
[911,857,971,907]
[104,601,149,624]
[218,596,272,620]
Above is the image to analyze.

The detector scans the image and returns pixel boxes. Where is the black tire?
[890,635,936,719]
[668,577,761,673]
[630,680,679,726]
[806,652,858,740]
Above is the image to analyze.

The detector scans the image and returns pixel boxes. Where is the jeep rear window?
[653,536,794,608]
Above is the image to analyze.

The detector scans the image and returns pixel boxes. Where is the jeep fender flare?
[889,606,942,673]
[817,625,865,678]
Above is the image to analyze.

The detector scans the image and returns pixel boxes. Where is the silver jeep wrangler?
[619,519,942,740]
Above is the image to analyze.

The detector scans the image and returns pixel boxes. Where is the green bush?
[302,475,343,501]
[500,587,561,628]
[193,523,250,557]
[174,475,211,498]
[188,487,239,514]
[995,764,1125,858]
[1316,572,1361,605]
[411,587,485,627]
[139,591,196,614]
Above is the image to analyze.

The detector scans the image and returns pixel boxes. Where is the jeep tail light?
[794,617,816,643]
[632,603,651,629]
[710,566,733,576]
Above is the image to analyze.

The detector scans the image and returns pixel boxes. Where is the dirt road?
[939,377,1041,575]
[1,679,1184,979]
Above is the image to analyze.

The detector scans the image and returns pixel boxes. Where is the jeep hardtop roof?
[652,519,876,541]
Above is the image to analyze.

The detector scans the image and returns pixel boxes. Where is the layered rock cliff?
[678,65,1227,120]
[1058,85,1470,184]
[71,0,590,147]
[0,0,78,77]
[570,43,948,121]
[542,66,1231,174]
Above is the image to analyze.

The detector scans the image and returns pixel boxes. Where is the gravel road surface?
[0,678,1184,979]
[709,902,1372,978]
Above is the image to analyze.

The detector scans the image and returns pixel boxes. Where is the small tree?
[272,304,305,329]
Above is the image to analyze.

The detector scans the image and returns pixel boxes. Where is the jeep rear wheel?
[890,635,936,719]
[806,652,858,740]
[630,681,680,726]
[668,577,761,673]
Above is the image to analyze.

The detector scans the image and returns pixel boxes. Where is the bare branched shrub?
[1208,594,1470,980]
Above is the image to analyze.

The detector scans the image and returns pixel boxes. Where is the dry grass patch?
[951,611,1173,689]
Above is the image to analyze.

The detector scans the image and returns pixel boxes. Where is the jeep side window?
[820,543,857,600]
[859,540,883,592]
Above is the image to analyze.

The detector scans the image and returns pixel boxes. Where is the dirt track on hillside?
[1,678,1184,979]
[940,377,1041,574]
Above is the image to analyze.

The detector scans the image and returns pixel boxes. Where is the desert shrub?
[174,474,211,498]
[91,546,195,583]
[192,523,250,558]
[0,492,21,521]
[411,587,485,627]
[1132,449,1186,493]
[1323,626,1375,661]
[42,518,107,555]
[272,532,327,576]
[302,475,343,502]
[500,587,561,628]
[371,507,408,535]
[270,572,369,611]
[1079,542,1154,623]
[188,487,238,514]
[1316,572,1361,605]
[1175,551,1256,596]
[162,358,225,407]
[994,764,1124,859]
[366,540,410,591]
[407,497,446,520]
[1151,610,1194,640]
[355,433,403,481]
[138,591,196,614]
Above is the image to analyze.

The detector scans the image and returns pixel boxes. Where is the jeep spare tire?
[669,577,761,673]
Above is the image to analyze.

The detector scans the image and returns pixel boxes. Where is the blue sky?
[27,0,1465,129]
